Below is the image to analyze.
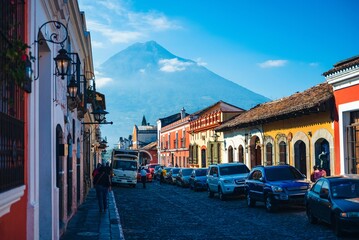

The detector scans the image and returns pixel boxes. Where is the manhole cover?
[77,232,99,236]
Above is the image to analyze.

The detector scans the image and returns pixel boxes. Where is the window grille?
[0,0,25,193]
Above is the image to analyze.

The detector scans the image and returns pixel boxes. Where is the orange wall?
[332,84,359,174]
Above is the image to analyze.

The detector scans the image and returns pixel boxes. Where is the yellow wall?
[262,111,334,177]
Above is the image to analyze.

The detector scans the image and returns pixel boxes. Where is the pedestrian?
[92,163,101,178]
[140,167,147,188]
[161,167,167,184]
[310,166,320,182]
[318,167,327,178]
[93,164,111,213]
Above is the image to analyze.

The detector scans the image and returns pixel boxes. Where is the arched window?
[279,141,287,164]
[228,146,234,163]
[238,145,244,163]
[266,143,273,166]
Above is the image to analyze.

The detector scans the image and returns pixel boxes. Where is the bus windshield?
[113,160,137,171]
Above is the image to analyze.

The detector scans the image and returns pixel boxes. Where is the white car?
[207,163,250,200]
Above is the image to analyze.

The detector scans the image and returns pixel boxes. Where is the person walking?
[140,167,147,188]
[310,166,320,182]
[93,164,111,212]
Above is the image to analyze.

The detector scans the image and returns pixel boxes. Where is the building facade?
[159,109,190,167]
[0,1,106,239]
[216,83,335,179]
[189,101,244,168]
[324,56,359,174]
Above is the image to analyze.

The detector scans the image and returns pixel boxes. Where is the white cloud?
[139,69,146,73]
[195,57,207,66]
[95,77,114,88]
[91,41,104,48]
[159,58,193,72]
[128,12,181,31]
[87,20,143,43]
[258,59,288,68]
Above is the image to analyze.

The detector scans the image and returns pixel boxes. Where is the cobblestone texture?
[113,181,358,240]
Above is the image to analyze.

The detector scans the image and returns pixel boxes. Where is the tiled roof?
[323,55,359,76]
[216,82,333,132]
[142,141,157,150]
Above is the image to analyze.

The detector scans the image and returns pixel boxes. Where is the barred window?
[0,0,25,193]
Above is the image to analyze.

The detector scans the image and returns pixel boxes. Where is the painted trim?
[0,185,26,217]
[338,100,359,174]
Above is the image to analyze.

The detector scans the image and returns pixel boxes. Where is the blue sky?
[78,0,358,100]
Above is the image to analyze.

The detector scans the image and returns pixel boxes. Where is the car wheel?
[207,186,214,198]
[333,215,343,237]
[306,205,318,224]
[247,193,256,207]
[219,187,226,201]
[265,196,276,212]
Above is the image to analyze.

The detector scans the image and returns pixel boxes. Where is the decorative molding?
[0,185,26,218]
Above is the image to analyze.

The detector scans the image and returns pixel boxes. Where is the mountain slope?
[97,41,270,145]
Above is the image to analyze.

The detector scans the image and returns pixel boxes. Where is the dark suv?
[245,165,311,212]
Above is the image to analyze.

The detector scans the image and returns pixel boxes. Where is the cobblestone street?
[113,181,356,240]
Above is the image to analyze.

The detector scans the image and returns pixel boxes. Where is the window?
[251,170,262,180]
[209,167,218,175]
[238,145,244,163]
[312,180,323,194]
[347,111,359,174]
[228,146,234,163]
[266,143,273,166]
[0,1,25,194]
[279,141,287,164]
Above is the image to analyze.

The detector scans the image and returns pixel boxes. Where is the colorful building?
[324,56,359,174]
[189,101,244,168]
[1,1,106,239]
[216,83,335,178]
[159,108,190,167]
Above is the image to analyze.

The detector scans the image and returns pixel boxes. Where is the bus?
[111,149,139,187]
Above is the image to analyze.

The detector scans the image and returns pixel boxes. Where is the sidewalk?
[60,189,124,240]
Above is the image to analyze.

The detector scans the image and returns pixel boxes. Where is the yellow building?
[216,83,335,178]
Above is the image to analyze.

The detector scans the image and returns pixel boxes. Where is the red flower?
[21,54,27,62]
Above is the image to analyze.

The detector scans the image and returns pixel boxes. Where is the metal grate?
[0,0,25,193]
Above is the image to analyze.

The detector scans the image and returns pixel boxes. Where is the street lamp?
[67,75,78,99]
[91,107,108,123]
[32,20,70,80]
[54,48,71,79]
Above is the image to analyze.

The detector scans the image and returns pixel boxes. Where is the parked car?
[305,175,359,236]
[167,168,180,184]
[245,165,311,212]
[207,163,250,200]
[153,165,163,180]
[163,167,173,183]
[176,168,193,187]
[137,168,153,182]
[189,168,208,191]
[146,163,160,178]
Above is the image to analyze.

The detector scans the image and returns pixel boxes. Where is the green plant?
[2,38,30,86]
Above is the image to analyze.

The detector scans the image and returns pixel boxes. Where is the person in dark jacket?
[93,165,111,212]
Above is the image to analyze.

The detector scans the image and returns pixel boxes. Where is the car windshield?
[220,165,249,176]
[182,169,193,175]
[113,161,137,171]
[331,180,359,199]
[196,169,207,176]
[265,167,304,181]
[172,168,180,174]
